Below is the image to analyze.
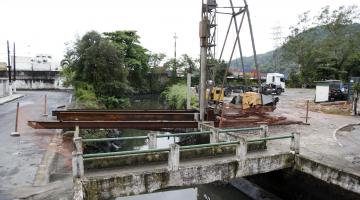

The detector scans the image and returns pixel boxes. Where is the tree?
[282,5,360,86]
[104,31,150,93]
[315,6,360,81]
[63,31,131,108]
[148,52,166,68]
[282,11,319,86]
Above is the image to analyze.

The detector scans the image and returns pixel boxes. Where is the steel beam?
[52,109,198,117]
[52,109,199,116]
[28,120,199,129]
[55,112,197,121]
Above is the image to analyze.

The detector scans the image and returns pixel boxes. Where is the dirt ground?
[269,88,360,174]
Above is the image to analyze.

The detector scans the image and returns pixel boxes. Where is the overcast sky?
[0,0,359,63]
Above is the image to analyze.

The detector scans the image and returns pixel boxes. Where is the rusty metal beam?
[52,109,199,116]
[55,112,197,122]
[28,121,199,130]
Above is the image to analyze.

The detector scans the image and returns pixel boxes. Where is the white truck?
[263,73,285,95]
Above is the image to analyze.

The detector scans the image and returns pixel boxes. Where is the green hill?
[230,23,360,76]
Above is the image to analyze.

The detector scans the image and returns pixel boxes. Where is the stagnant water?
[114,95,360,200]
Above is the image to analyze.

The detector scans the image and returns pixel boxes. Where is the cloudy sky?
[0,0,359,63]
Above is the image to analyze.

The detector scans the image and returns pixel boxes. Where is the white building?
[11,54,60,71]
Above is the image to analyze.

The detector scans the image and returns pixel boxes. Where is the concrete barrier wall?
[80,153,294,200]
[295,155,360,194]
[0,79,9,97]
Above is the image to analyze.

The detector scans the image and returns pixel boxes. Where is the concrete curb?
[332,123,360,147]
[0,94,24,105]
[33,130,62,186]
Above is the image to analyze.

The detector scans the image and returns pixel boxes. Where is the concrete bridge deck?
[81,149,294,199]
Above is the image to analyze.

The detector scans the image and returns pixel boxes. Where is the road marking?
[332,123,360,147]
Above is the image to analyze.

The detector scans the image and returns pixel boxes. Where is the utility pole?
[173,33,178,76]
[199,17,208,121]
[13,42,16,81]
[7,40,11,84]
[186,63,193,110]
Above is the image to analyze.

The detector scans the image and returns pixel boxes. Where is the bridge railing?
[72,125,299,178]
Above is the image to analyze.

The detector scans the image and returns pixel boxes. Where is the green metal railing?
[82,126,265,143]
[83,147,170,159]
[82,131,212,143]
[247,135,293,143]
[157,131,212,138]
[83,141,240,159]
[83,136,148,143]
[180,141,239,150]
[218,127,264,133]
[82,134,294,159]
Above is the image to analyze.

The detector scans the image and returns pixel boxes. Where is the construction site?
[0,0,360,200]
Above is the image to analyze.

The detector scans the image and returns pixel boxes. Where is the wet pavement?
[269,88,360,175]
[0,90,72,199]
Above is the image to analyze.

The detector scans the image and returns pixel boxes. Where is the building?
[0,54,62,89]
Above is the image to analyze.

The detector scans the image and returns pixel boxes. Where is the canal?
[106,95,359,200]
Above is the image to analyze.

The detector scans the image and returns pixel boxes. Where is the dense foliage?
[62,31,132,108]
[61,30,200,108]
[161,83,197,109]
[283,6,360,86]
[231,6,360,87]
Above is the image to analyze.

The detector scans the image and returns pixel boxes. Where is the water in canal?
[114,95,360,200]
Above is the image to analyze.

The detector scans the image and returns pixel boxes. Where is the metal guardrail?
[83,141,240,159]
[72,124,299,179]
[82,134,294,159]
[247,135,294,143]
[218,127,264,133]
[82,131,212,143]
[81,126,267,143]
[83,147,171,158]
[83,136,148,143]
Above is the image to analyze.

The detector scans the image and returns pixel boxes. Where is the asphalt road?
[0,90,71,199]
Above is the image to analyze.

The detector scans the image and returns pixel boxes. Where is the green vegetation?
[231,5,360,87]
[161,83,197,109]
[283,6,360,86]
[61,30,200,108]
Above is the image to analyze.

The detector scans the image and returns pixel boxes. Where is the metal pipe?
[83,147,170,158]
[15,102,19,132]
[306,100,309,124]
[82,131,212,143]
[83,135,149,143]
[157,131,212,138]
[180,141,239,150]
[247,135,293,143]
[218,126,263,133]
